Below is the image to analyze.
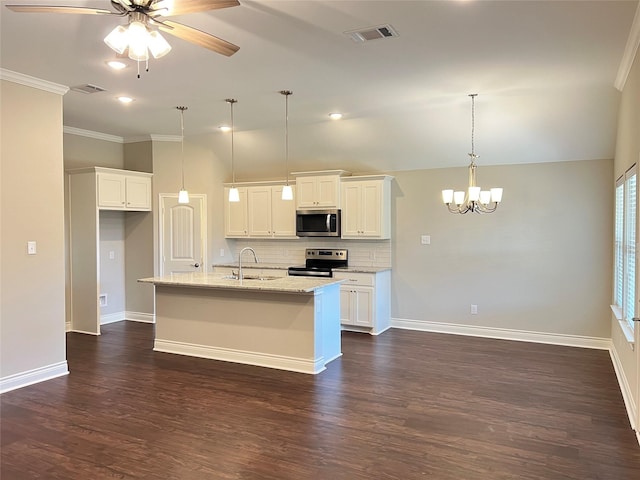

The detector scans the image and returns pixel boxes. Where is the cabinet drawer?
[333,271,375,287]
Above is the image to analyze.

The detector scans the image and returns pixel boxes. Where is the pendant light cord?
[225,99,238,185]
[280,90,293,186]
[177,106,187,189]
[469,93,476,160]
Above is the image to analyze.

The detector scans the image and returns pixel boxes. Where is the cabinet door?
[248,187,273,237]
[315,175,339,208]
[97,173,126,209]
[352,287,374,327]
[296,177,317,208]
[341,182,361,237]
[125,176,152,210]
[339,288,352,325]
[225,187,248,237]
[271,186,297,237]
[360,181,382,237]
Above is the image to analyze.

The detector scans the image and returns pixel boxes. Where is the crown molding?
[0,69,69,95]
[149,134,182,142]
[63,126,124,143]
[123,134,181,143]
[615,2,640,91]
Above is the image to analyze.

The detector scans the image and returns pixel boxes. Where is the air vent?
[71,84,107,94]
[345,24,398,43]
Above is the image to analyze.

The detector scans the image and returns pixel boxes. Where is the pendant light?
[176,106,189,204]
[280,90,294,201]
[226,98,240,202]
[442,94,503,214]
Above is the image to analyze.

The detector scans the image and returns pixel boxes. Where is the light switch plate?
[27,241,37,255]
[421,235,430,245]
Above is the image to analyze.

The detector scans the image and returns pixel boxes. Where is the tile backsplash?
[232,239,391,268]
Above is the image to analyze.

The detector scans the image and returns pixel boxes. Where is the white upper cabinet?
[294,171,349,209]
[271,185,297,237]
[96,169,152,211]
[340,176,392,239]
[224,187,249,237]
[225,184,296,239]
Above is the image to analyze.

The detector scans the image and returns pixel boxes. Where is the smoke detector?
[344,24,398,43]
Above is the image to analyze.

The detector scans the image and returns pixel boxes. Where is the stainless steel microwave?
[296,209,341,237]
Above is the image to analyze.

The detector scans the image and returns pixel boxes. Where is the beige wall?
[390,159,613,338]
[1,79,67,382]
[612,48,640,419]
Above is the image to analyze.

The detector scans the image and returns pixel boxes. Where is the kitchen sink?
[221,274,280,281]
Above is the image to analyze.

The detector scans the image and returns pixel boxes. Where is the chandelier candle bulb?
[442,189,454,204]
[479,190,491,204]
[468,186,481,201]
[228,187,240,203]
[491,188,503,203]
[454,191,465,205]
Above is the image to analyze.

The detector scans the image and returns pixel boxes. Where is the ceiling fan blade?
[159,20,239,56]
[151,0,239,16]
[5,5,113,15]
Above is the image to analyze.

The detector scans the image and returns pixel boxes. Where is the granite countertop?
[211,263,391,274]
[138,272,343,294]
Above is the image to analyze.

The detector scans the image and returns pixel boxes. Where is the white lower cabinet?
[333,270,391,335]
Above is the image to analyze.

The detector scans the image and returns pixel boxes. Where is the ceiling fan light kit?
[7,0,240,77]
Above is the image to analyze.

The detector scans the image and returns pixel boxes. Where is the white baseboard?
[154,338,329,374]
[67,329,100,335]
[125,311,155,323]
[391,317,611,350]
[0,361,69,394]
[609,345,638,432]
[101,311,125,325]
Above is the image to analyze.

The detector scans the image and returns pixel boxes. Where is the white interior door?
[160,194,206,275]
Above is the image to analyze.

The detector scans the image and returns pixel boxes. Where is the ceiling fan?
[5,0,241,63]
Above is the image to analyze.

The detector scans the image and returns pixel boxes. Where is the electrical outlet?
[109,251,115,260]
[27,241,37,255]
[220,248,225,257]
[421,235,430,245]
[470,304,478,315]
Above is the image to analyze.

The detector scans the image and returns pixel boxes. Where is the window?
[613,165,636,332]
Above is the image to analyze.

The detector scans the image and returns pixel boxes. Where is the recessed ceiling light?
[329,112,343,120]
[106,60,127,70]
[219,125,231,132]
[117,96,134,104]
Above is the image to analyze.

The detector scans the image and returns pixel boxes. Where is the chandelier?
[442,94,503,214]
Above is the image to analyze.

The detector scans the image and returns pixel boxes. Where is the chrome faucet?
[238,247,259,281]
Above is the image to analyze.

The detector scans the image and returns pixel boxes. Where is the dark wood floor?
[2,322,639,479]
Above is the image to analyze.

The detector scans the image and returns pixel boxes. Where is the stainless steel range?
[287,248,348,278]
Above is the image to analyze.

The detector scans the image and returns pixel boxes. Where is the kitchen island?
[138,273,343,374]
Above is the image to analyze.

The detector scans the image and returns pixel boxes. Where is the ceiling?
[1,0,638,178]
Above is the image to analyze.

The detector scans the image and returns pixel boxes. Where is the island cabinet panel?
[333,270,391,335]
[225,184,296,239]
[340,176,392,239]
[224,187,248,237]
[295,175,340,209]
[145,278,343,374]
[97,170,152,211]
